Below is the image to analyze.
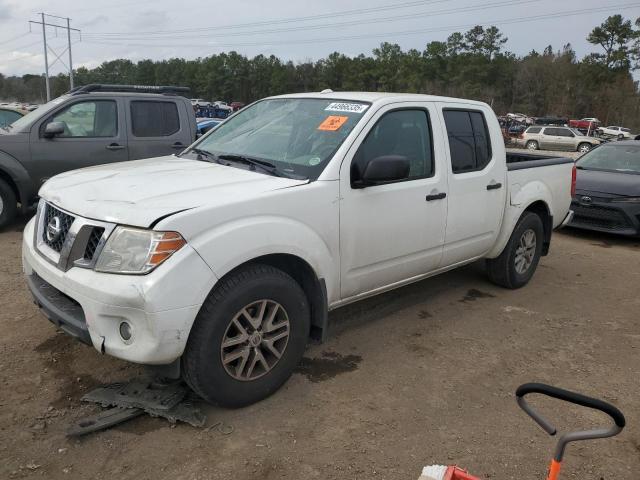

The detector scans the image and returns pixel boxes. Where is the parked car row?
[190,98,244,112]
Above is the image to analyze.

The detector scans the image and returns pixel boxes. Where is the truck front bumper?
[22,217,218,365]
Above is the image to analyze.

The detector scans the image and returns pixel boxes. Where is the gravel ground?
[1,214,639,480]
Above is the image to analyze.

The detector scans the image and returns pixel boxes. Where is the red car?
[230,102,245,111]
[568,117,600,131]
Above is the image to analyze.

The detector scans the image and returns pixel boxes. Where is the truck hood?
[575,167,640,197]
[40,156,308,226]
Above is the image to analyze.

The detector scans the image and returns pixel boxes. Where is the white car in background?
[191,98,212,108]
[213,101,233,112]
[597,125,634,140]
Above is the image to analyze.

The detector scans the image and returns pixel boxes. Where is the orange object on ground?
[444,466,480,480]
[546,460,562,480]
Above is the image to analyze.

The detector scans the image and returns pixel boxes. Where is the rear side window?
[526,127,541,134]
[443,109,492,173]
[543,127,561,136]
[131,101,180,137]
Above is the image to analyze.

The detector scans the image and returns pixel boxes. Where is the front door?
[439,105,507,266]
[29,98,128,188]
[339,104,448,299]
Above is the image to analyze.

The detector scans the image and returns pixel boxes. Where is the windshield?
[577,144,640,174]
[192,97,370,179]
[570,128,585,136]
[8,95,70,131]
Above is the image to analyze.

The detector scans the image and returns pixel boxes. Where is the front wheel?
[526,140,539,151]
[0,178,17,229]
[181,264,310,407]
[577,142,592,153]
[617,134,624,141]
[486,212,544,289]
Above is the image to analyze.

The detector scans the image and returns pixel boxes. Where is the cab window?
[47,101,117,138]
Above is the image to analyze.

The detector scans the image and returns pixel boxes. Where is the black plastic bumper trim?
[27,272,92,345]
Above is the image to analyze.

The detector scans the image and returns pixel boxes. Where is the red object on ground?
[445,466,481,480]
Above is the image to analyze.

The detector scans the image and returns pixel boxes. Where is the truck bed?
[506,151,574,171]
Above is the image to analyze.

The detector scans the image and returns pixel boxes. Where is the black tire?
[525,140,538,151]
[0,178,17,229]
[617,134,624,141]
[577,142,592,153]
[182,264,310,407]
[486,212,544,289]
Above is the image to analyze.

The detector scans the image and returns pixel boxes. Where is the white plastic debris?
[419,465,448,480]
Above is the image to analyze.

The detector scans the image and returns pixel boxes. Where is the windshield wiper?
[187,147,220,163]
[218,154,301,179]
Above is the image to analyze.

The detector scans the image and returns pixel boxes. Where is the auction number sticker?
[325,102,369,114]
[318,115,349,131]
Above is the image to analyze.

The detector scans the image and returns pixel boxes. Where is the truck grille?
[570,202,633,231]
[35,201,115,271]
[42,203,75,252]
[84,227,105,261]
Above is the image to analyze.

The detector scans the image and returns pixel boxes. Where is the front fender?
[486,180,552,259]
[0,150,33,205]
[186,215,338,302]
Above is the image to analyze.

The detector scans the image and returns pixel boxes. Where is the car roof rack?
[69,84,190,96]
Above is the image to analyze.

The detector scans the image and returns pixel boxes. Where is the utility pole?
[29,13,80,101]
[40,13,50,102]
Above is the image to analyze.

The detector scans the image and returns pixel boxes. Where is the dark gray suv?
[0,85,197,227]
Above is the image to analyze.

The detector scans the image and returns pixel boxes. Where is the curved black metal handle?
[516,383,625,461]
[425,192,446,201]
[486,182,502,190]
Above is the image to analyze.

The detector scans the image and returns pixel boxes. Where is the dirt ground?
[1,213,639,480]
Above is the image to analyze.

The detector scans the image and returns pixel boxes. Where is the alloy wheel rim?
[514,229,536,274]
[579,145,590,153]
[527,142,537,150]
[220,299,290,381]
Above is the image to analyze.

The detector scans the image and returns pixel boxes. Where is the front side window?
[194,98,369,180]
[557,129,574,138]
[131,101,180,137]
[48,101,117,138]
[352,109,433,185]
[443,109,492,173]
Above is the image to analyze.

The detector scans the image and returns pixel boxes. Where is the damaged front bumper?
[22,217,218,365]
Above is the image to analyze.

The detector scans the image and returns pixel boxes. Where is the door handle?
[486,182,502,191]
[425,192,446,201]
[171,142,186,149]
[105,143,126,151]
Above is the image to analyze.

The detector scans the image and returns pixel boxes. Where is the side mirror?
[357,155,410,187]
[43,121,65,138]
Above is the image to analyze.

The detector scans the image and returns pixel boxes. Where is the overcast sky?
[0,0,638,77]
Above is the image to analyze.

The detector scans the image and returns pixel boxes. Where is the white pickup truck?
[22,92,575,407]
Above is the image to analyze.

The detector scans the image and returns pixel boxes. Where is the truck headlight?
[95,227,186,274]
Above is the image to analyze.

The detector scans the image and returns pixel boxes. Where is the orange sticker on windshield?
[318,115,349,131]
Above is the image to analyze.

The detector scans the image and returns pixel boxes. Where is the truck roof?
[269,91,490,107]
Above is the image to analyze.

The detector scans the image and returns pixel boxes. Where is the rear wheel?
[182,264,310,407]
[617,134,624,141]
[577,142,592,154]
[486,212,544,289]
[0,178,17,229]
[526,140,539,151]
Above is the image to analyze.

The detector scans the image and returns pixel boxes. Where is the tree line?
[1,14,639,128]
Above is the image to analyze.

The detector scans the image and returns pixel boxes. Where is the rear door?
[438,105,507,266]
[339,103,448,298]
[125,98,191,159]
[28,97,128,187]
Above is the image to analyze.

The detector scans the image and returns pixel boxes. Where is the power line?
[83,0,453,36]
[0,32,31,47]
[84,0,536,41]
[80,2,640,50]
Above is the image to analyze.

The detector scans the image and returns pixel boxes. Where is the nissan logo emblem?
[46,216,62,242]
[580,196,592,205]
